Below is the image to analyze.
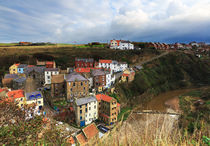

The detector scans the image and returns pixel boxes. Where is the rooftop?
[82,123,99,140]
[96,94,113,102]
[45,68,59,71]
[7,90,24,99]
[25,91,42,101]
[91,69,105,76]
[75,58,94,62]
[18,64,28,68]
[75,96,97,106]
[4,74,19,79]
[13,77,26,83]
[51,74,65,83]
[76,132,87,145]
[65,72,88,82]
[24,66,45,74]
[99,59,112,64]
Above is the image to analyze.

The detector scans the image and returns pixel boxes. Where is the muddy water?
[138,88,194,112]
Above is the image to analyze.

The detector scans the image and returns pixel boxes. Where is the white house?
[105,71,115,89]
[74,96,98,126]
[99,60,128,74]
[110,40,134,50]
[44,68,59,85]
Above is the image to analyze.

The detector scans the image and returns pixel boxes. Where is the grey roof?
[75,96,97,106]
[24,66,45,74]
[45,68,59,71]
[26,91,43,101]
[13,77,26,83]
[92,69,105,76]
[65,72,88,82]
[4,74,19,79]
[75,58,94,62]
[18,64,28,68]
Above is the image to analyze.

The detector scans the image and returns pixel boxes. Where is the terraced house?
[51,74,66,98]
[44,68,59,85]
[75,58,94,68]
[96,94,120,125]
[74,96,98,127]
[91,69,106,92]
[66,72,89,101]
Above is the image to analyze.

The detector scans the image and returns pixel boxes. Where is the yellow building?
[25,91,44,109]
[9,63,20,74]
[6,90,26,108]
[121,68,135,82]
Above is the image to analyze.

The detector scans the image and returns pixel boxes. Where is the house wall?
[9,65,18,74]
[17,68,25,74]
[93,75,106,92]
[86,100,98,125]
[44,71,59,85]
[75,61,94,68]
[51,82,66,98]
[75,104,86,126]
[66,81,89,100]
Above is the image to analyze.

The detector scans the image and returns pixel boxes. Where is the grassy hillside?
[116,52,210,105]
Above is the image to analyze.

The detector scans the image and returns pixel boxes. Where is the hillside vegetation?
[116,52,210,105]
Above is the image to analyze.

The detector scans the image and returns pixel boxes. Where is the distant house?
[65,72,89,101]
[19,42,32,46]
[9,64,20,74]
[91,69,106,92]
[121,68,135,82]
[98,60,128,73]
[13,77,26,90]
[24,66,45,87]
[2,74,19,88]
[25,91,44,110]
[75,123,99,145]
[44,68,59,85]
[17,64,28,74]
[51,74,66,98]
[6,90,25,108]
[75,58,94,68]
[96,94,120,125]
[74,96,98,127]
[36,60,56,68]
[110,40,134,50]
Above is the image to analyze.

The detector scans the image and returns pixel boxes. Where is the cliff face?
[116,52,210,105]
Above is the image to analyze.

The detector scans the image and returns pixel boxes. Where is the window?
[80,105,82,108]
[84,87,85,90]
[73,83,75,86]
[85,108,87,112]
[47,76,50,79]
[80,110,82,114]
[94,105,96,109]
[81,82,83,86]
[89,107,91,110]
[80,116,82,120]
[38,101,41,104]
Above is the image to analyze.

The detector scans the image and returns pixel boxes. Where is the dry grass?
[96,109,208,146]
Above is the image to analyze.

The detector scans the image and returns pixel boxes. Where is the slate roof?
[51,74,65,84]
[91,69,105,76]
[13,77,26,83]
[18,64,28,68]
[25,91,42,101]
[24,66,45,75]
[4,74,19,79]
[65,72,88,82]
[75,58,94,62]
[75,96,97,106]
[45,68,59,71]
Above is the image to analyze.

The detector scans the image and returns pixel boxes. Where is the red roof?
[122,73,129,77]
[46,61,54,65]
[0,88,7,93]
[76,133,87,145]
[100,113,109,119]
[99,60,112,64]
[96,94,113,102]
[82,123,99,140]
[7,90,24,99]
[111,40,121,46]
[67,136,75,145]
[27,65,34,67]
[75,67,102,73]
[15,63,20,66]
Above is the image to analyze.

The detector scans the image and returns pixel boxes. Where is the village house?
[51,74,66,98]
[105,70,115,89]
[75,58,94,68]
[99,60,128,73]
[24,66,45,87]
[9,63,20,74]
[36,60,56,68]
[25,91,44,110]
[91,69,106,92]
[13,77,26,90]
[74,96,98,127]
[6,90,25,108]
[121,68,135,82]
[44,68,59,85]
[96,94,120,125]
[2,74,19,88]
[75,123,99,145]
[17,64,28,74]
[65,72,89,101]
[110,40,134,50]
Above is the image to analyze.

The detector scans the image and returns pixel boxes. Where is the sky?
[0,0,210,44]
